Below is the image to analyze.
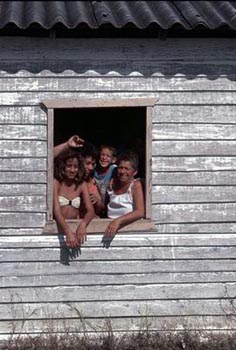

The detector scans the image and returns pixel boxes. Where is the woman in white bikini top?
[53,150,94,249]
[58,196,81,209]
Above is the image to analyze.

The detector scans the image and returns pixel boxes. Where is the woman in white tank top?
[105,151,145,237]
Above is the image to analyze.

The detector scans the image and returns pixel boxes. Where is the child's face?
[64,157,79,180]
[99,148,114,169]
[117,160,137,183]
[84,156,96,176]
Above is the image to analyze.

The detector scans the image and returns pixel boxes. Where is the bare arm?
[89,188,105,215]
[53,179,78,248]
[53,135,84,159]
[76,182,95,244]
[105,180,145,237]
[53,142,69,159]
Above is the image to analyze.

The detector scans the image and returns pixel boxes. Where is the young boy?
[94,145,117,202]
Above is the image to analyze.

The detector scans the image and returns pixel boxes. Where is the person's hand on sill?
[66,230,79,249]
[104,218,122,238]
[76,221,87,246]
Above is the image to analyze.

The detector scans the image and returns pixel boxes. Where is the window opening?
[54,107,146,179]
[42,98,157,233]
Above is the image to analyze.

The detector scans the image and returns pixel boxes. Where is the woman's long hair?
[54,150,86,189]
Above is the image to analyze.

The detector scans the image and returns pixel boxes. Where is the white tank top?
[107,181,135,219]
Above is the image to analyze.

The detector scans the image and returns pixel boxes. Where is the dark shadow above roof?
[0,0,236,33]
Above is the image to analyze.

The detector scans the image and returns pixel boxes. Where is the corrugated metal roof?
[0,1,236,30]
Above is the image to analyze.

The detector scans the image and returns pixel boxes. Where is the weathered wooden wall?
[1,233,236,335]
[0,37,236,336]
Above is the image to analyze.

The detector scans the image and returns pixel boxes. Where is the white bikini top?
[107,181,135,219]
[58,196,81,209]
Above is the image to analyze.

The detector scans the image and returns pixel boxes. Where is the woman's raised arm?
[53,135,84,159]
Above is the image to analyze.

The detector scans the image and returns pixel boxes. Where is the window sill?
[43,218,157,234]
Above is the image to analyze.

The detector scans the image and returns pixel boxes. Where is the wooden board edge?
[42,219,157,235]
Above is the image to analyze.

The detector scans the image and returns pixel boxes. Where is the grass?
[2,330,236,350]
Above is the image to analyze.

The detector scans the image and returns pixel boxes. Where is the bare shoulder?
[133,179,143,192]
[53,178,61,198]
[53,178,60,188]
[80,181,89,192]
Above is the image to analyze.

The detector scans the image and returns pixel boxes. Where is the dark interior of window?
[54,107,146,178]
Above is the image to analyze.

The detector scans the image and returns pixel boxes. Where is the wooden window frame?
[41,98,158,233]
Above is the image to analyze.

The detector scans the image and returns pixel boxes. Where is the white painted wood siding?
[0,37,235,336]
[1,233,236,335]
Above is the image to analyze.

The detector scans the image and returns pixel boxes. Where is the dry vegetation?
[2,330,236,350]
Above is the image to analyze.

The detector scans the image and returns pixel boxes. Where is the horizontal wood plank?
[1,299,234,320]
[2,271,236,288]
[152,171,236,185]
[155,222,236,233]
[1,233,236,248]
[5,226,236,237]
[153,92,236,105]
[42,97,157,108]
[0,125,46,140]
[152,156,236,171]
[0,228,43,236]
[1,259,235,276]
[0,171,46,184]
[43,219,156,235]
[1,315,234,334]
[0,106,46,124]
[0,141,46,157]
[2,283,236,303]
[0,184,46,196]
[152,185,236,203]
[0,158,46,171]
[152,203,236,223]
[0,92,158,106]
[2,76,236,92]
[0,196,46,212]
[152,124,236,140]
[0,213,46,228]
[1,246,235,262]
[153,105,236,123]
[1,91,236,105]
[152,140,236,156]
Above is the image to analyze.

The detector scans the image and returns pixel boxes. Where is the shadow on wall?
[57,234,114,266]
[1,23,235,79]
[2,60,236,80]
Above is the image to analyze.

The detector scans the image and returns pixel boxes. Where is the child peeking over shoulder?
[94,145,117,202]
